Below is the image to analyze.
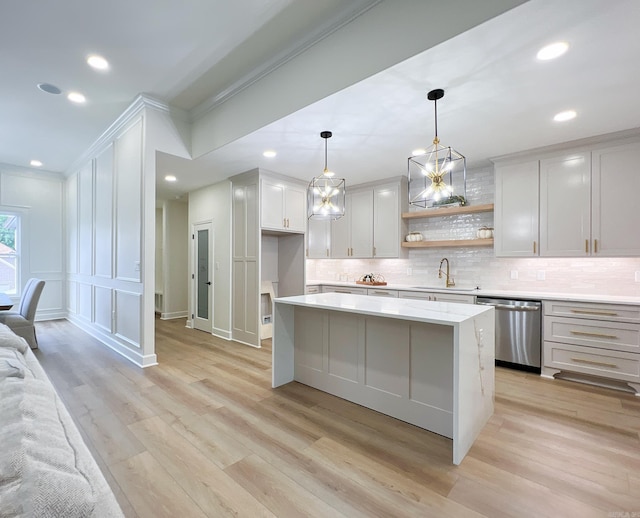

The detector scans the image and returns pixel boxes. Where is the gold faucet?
[438,257,455,287]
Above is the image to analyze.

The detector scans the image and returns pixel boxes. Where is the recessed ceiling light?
[165,175,177,182]
[553,110,576,122]
[87,54,109,70]
[67,92,86,104]
[263,150,277,158]
[37,83,62,95]
[537,41,569,61]
[30,160,43,167]
[411,148,427,156]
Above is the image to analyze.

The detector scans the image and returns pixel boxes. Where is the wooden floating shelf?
[402,203,494,219]
[402,238,494,248]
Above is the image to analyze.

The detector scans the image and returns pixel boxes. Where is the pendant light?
[307,131,346,220]
[408,88,466,208]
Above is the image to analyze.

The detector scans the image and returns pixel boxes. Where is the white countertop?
[306,280,640,305]
[274,292,492,325]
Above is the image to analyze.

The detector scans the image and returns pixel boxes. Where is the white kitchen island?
[272,292,495,465]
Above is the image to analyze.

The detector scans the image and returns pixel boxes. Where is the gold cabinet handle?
[533,241,536,254]
[570,357,618,368]
[570,330,618,339]
[373,246,376,256]
[585,239,589,254]
[326,248,329,257]
[570,309,618,316]
[594,239,598,253]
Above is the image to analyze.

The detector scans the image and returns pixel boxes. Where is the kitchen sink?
[411,286,479,292]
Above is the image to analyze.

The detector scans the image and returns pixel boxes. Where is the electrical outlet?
[536,270,546,281]
[407,268,412,276]
[510,270,518,280]
[134,261,140,272]
[635,271,640,282]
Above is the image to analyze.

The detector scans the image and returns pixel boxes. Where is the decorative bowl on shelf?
[476,227,494,239]
[405,232,424,242]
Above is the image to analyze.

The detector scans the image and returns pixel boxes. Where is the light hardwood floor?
[33,318,640,518]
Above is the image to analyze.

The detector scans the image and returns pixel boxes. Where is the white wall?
[188,180,232,339]
[64,97,191,367]
[66,117,153,366]
[0,164,65,319]
[308,165,640,297]
[161,199,188,319]
[155,207,163,305]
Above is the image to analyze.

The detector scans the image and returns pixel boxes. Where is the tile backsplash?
[307,166,640,297]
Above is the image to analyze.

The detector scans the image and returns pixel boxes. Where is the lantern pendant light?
[307,131,346,220]
[408,88,466,208]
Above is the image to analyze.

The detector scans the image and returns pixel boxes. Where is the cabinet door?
[592,141,640,256]
[350,190,373,258]
[373,183,399,258]
[307,218,330,258]
[330,209,350,258]
[494,160,539,257]
[539,152,591,256]
[285,185,306,232]
[261,180,284,230]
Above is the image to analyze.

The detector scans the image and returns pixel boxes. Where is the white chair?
[0,278,45,349]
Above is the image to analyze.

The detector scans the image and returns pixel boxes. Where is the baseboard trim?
[66,316,157,368]
[212,327,232,340]
[160,311,188,320]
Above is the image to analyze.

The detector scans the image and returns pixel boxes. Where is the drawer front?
[434,294,474,304]
[322,285,368,295]
[544,341,640,382]
[398,290,433,300]
[543,300,640,323]
[398,291,474,304]
[367,289,399,298]
[544,316,640,353]
[306,285,321,294]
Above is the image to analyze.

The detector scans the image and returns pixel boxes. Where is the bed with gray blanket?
[0,324,123,517]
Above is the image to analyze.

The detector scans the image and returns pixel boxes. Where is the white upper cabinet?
[539,151,591,256]
[307,218,330,258]
[313,178,406,260]
[261,178,306,232]
[331,189,373,258]
[494,160,539,257]
[495,137,640,258]
[373,182,404,258]
[591,141,640,256]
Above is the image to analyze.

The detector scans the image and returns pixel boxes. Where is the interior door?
[193,222,213,332]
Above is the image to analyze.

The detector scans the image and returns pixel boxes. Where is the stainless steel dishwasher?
[476,297,541,372]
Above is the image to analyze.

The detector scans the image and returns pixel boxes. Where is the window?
[0,213,19,295]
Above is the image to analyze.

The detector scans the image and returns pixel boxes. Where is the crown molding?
[491,127,640,165]
[65,94,189,176]
[190,0,382,121]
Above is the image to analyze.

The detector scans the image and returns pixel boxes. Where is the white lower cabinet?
[367,288,399,298]
[398,290,475,304]
[321,285,368,295]
[542,300,640,394]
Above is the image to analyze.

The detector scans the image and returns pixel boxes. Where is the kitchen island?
[272,292,495,464]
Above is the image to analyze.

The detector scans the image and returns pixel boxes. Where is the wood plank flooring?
[33,318,640,518]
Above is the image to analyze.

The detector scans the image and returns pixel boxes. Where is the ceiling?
[2,0,640,203]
